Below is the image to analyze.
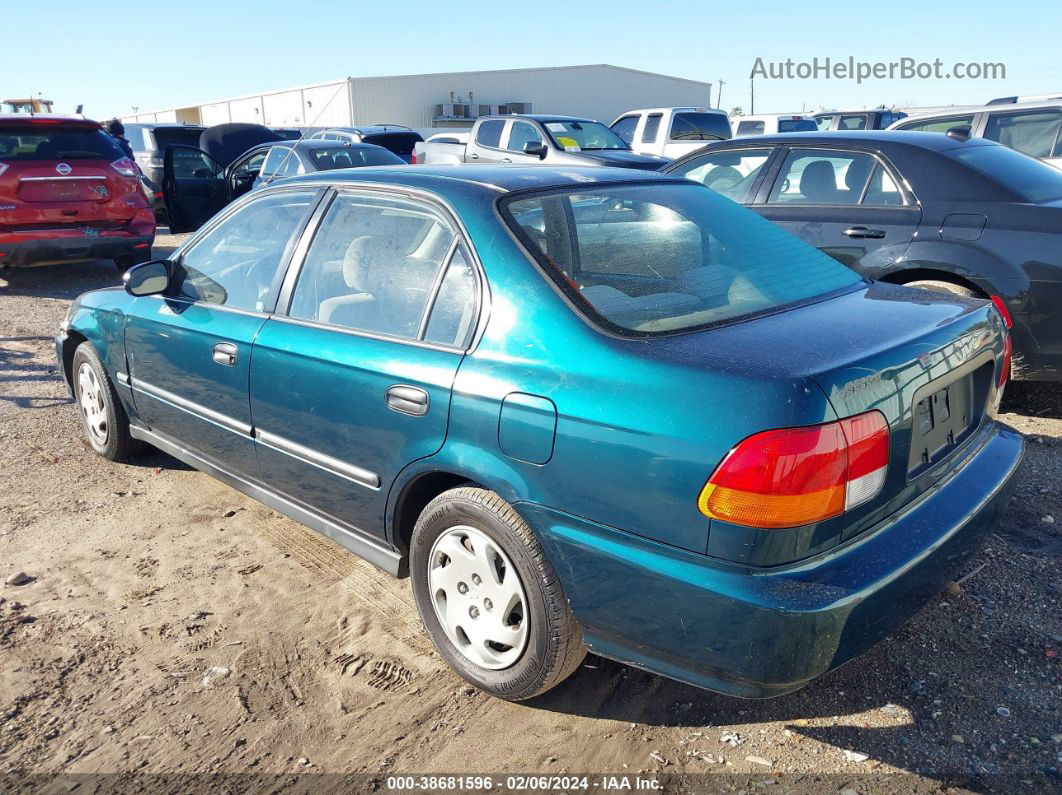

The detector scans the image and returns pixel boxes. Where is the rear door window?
[669,147,773,203]
[288,192,466,342]
[897,115,975,133]
[475,120,505,149]
[767,149,880,205]
[839,115,868,130]
[641,113,663,143]
[983,109,1062,159]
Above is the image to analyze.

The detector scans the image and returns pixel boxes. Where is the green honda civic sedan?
[57,165,1022,700]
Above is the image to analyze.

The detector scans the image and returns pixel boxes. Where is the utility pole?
[717,79,726,110]
[750,76,755,115]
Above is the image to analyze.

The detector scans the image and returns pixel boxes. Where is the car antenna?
[269,83,347,181]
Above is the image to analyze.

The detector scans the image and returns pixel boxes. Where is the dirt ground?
[1,238,1060,792]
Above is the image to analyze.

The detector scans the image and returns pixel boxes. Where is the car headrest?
[844,158,873,192]
[800,161,839,203]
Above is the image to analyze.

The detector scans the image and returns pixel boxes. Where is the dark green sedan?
[57,165,1022,700]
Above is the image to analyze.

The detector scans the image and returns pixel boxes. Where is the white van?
[732,114,818,137]
[610,108,731,159]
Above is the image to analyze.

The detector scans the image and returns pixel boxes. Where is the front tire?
[72,343,137,461]
[410,487,585,701]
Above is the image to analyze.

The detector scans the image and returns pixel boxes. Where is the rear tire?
[410,487,585,701]
[902,279,979,298]
[72,342,138,462]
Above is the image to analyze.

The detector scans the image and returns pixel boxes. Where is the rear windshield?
[361,132,423,158]
[0,124,123,161]
[310,146,405,169]
[949,144,1062,202]
[670,112,731,141]
[778,119,819,133]
[501,182,862,336]
[150,127,205,150]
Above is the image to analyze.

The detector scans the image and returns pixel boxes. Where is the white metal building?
[120,65,712,130]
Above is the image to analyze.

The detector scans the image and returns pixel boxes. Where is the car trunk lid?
[648,281,1006,564]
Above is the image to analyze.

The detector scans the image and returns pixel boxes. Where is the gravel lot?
[1,238,1059,791]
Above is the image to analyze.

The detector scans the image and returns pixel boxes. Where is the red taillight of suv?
[410,150,417,164]
[698,411,890,529]
[111,157,138,177]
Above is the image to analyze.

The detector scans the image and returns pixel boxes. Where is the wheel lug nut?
[469,606,480,619]
[471,574,482,586]
[483,598,493,611]
[457,582,468,594]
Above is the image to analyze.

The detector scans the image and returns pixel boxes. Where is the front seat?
[799,160,840,203]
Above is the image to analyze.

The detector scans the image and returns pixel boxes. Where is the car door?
[162,145,230,233]
[752,147,921,274]
[465,119,507,163]
[227,148,268,198]
[248,188,480,539]
[501,120,548,164]
[124,188,322,476]
[666,146,780,204]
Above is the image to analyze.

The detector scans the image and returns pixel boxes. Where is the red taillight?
[698,411,890,529]
[411,150,417,164]
[999,332,1012,389]
[111,157,137,177]
[990,296,1013,329]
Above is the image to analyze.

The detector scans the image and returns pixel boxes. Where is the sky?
[7,0,1060,119]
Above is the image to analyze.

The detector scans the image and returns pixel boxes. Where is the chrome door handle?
[386,385,429,416]
[843,226,886,239]
[501,158,512,163]
[468,153,479,160]
[212,342,238,366]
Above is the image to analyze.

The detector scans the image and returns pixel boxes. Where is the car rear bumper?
[520,423,1023,698]
[0,234,153,267]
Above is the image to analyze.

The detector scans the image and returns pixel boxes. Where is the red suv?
[0,115,155,271]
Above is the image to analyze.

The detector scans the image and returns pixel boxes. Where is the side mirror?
[123,260,170,296]
[523,141,548,159]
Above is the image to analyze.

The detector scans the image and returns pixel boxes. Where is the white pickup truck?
[412,115,668,169]
[609,108,731,159]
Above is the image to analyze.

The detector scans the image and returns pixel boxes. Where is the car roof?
[813,109,893,116]
[709,129,997,152]
[320,125,414,134]
[900,98,1062,123]
[485,114,595,123]
[736,114,814,121]
[618,107,725,115]
[282,164,686,194]
[0,113,100,125]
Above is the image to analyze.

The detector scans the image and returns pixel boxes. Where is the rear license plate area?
[908,375,976,477]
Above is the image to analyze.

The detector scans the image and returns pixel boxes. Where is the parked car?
[158,123,288,232]
[161,138,406,232]
[57,165,1020,700]
[663,130,1062,380]
[0,114,155,270]
[121,122,206,218]
[732,114,818,136]
[890,98,1062,170]
[414,114,668,169]
[610,107,731,158]
[814,108,906,131]
[307,126,423,163]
